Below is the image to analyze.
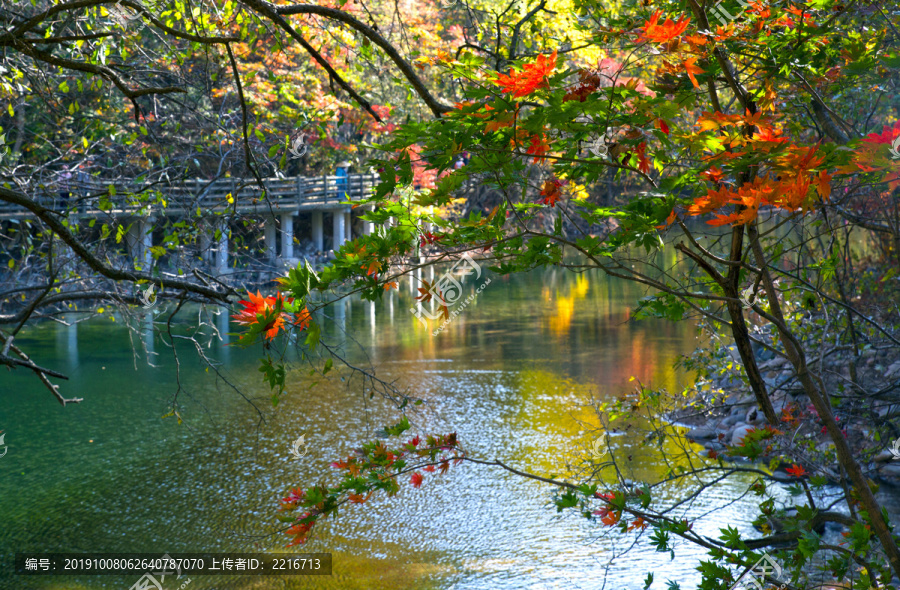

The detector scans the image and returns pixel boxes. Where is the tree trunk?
[725,224,778,424]
[747,221,900,578]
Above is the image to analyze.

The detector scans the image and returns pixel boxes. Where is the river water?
[1,261,772,590]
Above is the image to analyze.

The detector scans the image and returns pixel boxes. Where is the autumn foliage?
[231,291,310,341]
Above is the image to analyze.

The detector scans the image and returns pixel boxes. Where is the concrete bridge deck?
[1,173,382,273]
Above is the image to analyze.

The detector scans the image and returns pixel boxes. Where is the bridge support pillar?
[344,211,352,242]
[280,213,295,260]
[214,218,229,274]
[332,208,346,252]
[264,217,277,261]
[126,217,153,270]
[362,207,374,236]
[311,211,324,253]
[199,227,211,265]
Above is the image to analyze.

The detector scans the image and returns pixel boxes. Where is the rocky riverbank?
[670,327,900,487]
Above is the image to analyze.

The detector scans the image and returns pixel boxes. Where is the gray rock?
[745,406,765,425]
[816,442,835,454]
[686,426,717,440]
[720,414,744,427]
[878,463,900,484]
[727,393,754,408]
[770,470,793,482]
[874,450,895,463]
[885,361,900,379]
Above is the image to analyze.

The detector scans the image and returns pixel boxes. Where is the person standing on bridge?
[56,166,72,211]
[335,160,350,199]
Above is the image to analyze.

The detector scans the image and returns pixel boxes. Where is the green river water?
[1,260,775,590]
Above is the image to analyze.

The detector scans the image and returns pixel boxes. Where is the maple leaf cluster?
[495,50,558,98]
[639,11,690,44]
[231,291,310,340]
[279,430,463,547]
[682,110,836,226]
[563,68,603,103]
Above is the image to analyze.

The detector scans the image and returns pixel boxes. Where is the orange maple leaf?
[601,510,621,526]
[495,50,558,98]
[656,208,677,229]
[703,166,725,183]
[628,517,649,531]
[681,57,704,89]
[348,492,373,504]
[815,170,832,201]
[416,279,439,303]
[640,10,690,43]
[683,33,708,48]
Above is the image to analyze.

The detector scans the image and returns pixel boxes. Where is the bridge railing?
[0,173,380,217]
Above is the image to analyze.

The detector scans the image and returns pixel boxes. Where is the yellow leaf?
[226,193,234,204]
[97,307,105,313]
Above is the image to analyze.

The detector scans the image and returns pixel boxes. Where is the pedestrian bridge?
[0,173,381,273]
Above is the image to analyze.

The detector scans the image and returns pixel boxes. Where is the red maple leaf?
[410,471,424,488]
[539,178,567,207]
[495,50,558,98]
[232,291,296,340]
[640,10,690,43]
[419,231,439,249]
[786,463,807,477]
[635,142,651,173]
[525,132,551,163]
[861,121,900,144]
